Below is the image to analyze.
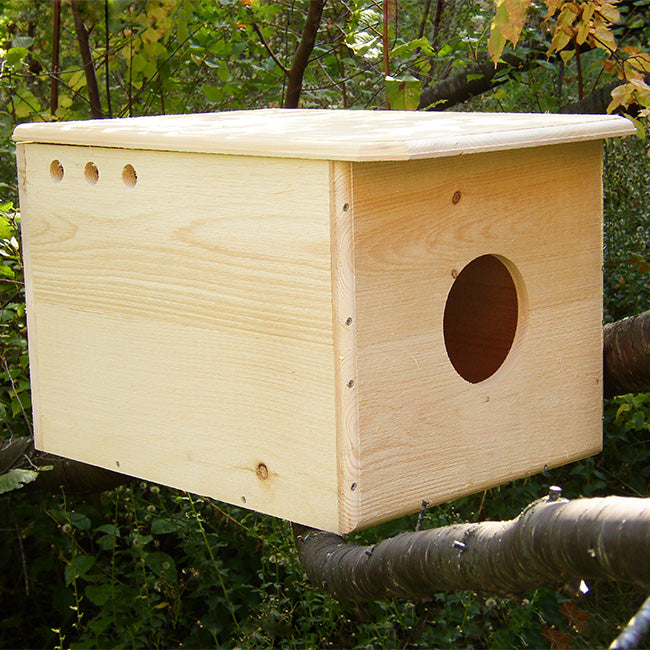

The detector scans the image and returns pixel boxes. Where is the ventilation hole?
[50,159,64,182]
[443,254,520,384]
[122,164,137,187]
[84,162,99,184]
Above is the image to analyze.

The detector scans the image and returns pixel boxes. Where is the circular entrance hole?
[443,254,520,383]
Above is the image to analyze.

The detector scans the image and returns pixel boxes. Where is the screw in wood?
[347,379,354,388]
[548,485,563,501]
[342,203,350,211]
[345,317,353,326]
[350,482,357,491]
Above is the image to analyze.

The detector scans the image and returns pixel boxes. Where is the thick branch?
[294,495,650,601]
[0,438,128,495]
[418,60,636,116]
[70,0,104,119]
[418,56,521,111]
[604,310,650,397]
[285,0,325,108]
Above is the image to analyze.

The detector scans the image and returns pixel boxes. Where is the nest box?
[13,110,634,533]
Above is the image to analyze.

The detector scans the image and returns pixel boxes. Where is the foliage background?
[0,1,649,648]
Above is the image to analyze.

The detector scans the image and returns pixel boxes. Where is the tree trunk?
[285,0,325,108]
[293,494,650,601]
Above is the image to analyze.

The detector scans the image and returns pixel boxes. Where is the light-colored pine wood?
[13,109,634,162]
[19,143,340,531]
[15,111,624,533]
[349,141,603,529]
[329,161,361,532]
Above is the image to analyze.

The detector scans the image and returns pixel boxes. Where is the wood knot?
[256,462,269,481]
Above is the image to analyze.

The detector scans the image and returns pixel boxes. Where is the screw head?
[548,485,563,501]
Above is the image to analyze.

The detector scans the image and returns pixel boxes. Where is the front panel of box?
[17,144,340,531]
[350,142,604,529]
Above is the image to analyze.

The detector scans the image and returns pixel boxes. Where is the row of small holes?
[50,159,138,187]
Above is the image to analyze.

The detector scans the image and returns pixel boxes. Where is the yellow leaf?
[544,0,564,18]
[607,83,635,112]
[601,58,617,74]
[599,2,621,24]
[488,23,507,65]
[560,49,575,63]
[629,53,650,75]
[549,27,572,53]
[498,0,532,45]
[582,3,595,23]
[557,5,577,28]
[593,24,617,52]
[488,0,532,64]
[576,18,590,45]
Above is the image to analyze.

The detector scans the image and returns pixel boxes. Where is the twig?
[9,496,29,596]
[50,0,61,115]
[104,0,112,117]
[417,0,432,40]
[252,23,289,75]
[1,355,32,436]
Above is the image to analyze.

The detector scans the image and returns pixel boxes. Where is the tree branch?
[418,57,521,111]
[285,0,326,108]
[604,310,650,398]
[294,494,650,601]
[0,438,128,495]
[70,0,104,119]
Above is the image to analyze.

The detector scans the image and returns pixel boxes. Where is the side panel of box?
[20,144,339,531]
[352,142,604,529]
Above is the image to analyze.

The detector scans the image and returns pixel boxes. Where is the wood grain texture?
[329,161,361,532]
[12,110,635,162]
[351,141,604,529]
[21,144,340,531]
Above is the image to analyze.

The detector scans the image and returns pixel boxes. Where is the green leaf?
[96,524,120,536]
[145,552,177,581]
[12,36,34,49]
[151,518,178,534]
[68,511,91,531]
[5,47,29,67]
[385,75,421,111]
[0,468,39,495]
[64,555,95,585]
[85,583,113,606]
[97,534,117,551]
[202,84,223,103]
